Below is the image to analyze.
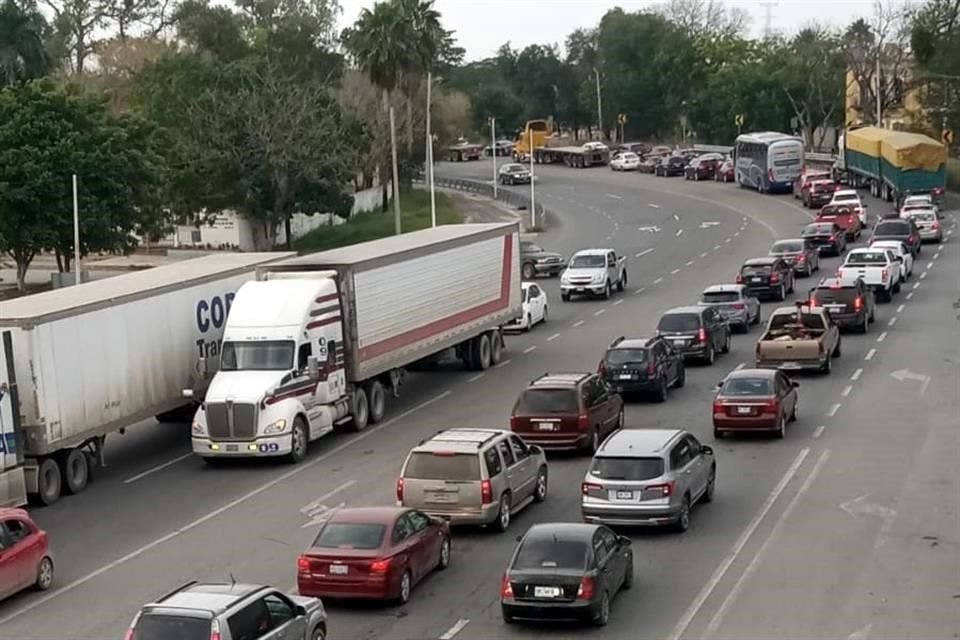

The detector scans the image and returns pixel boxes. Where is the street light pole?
[593,68,603,141]
[72,174,80,285]
[491,117,498,199]
[426,71,436,227]
[529,140,536,230]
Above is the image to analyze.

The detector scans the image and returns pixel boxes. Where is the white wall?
[166,185,387,251]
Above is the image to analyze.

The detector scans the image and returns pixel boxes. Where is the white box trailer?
[190,223,521,463]
[0,252,293,506]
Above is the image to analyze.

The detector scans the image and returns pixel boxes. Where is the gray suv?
[397,428,549,532]
[580,429,715,533]
[125,581,327,640]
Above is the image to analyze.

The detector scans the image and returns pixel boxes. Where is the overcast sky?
[337,0,902,61]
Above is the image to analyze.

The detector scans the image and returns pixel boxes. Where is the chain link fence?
[413,173,549,230]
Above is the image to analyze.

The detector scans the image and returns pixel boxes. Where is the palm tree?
[0,0,50,87]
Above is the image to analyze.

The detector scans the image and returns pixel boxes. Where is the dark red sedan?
[297,507,450,604]
[0,508,54,601]
[715,158,735,182]
[712,369,799,439]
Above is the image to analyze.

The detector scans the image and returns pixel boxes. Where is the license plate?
[226,444,238,452]
[427,492,455,503]
[618,374,633,380]
[750,277,762,283]
[826,305,845,312]
[537,422,555,431]
[671,338,687,346]
[737,406,752,415]
[534,586,561,598]
[781,362,802,370]
[329,564,348,575]
[615,490,633,499]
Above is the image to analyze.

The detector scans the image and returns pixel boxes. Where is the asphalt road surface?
[1,162,956,640]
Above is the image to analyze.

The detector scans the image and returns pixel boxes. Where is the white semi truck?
[189,222,522,463]
[0,252,294,507]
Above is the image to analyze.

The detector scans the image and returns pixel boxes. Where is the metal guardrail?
[413,174,549,229]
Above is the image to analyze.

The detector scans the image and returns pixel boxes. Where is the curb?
[413,175,552,232]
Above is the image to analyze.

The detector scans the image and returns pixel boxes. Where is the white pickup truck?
[870,240,913,281]
[560,248,628,301]
[838,247,900,302]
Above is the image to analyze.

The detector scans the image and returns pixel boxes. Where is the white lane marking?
[606,193,623,200]
[919,271,927,280]
[594,309,606,316]
[887,317,897,327]
[673,213,680,221]
[523,345,537,354]
[636,248,654,258]
[649,203,660,209]
[494,359,512,368]
[934,252,940,260]
[675,228,684,237]
[0,396,448,628]
[700,252,708,258]
[734,362,746,371]
[847,623,874,640]
[613,299,624,306]
[912,281,920,289]
[124,453,193,484]
[813,425,826,439]
[733,231,741,237]
[635,287,647,295]
[670,268,681,275]
[724,237,732,243]
[905,292,913,300]
[714,245,721,251]
[865,348,876,361]
[653,277,664,285]
[841,385,853,397]
[703,450,831,638]
[573,320,585,328]
[827,403,841,417]
[440,619,471,640]
[666,448,810,640]
[877,331,887,342]
[606,235,613,241]
[546,333,561,342]
[686,260,695,266]
[948,229,954,236]
[896,304,905,313]
[926,262,934,270]
[851,368,863,381]
[467,374,484,383]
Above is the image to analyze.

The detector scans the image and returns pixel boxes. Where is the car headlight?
[264,418,288,434]
[593,274,604,282]
[191,421,205,435]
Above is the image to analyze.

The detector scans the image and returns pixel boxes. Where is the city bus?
[733,132,805,194]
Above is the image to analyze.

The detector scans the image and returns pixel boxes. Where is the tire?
[473,333,492,370]
[673,364,686,388]
[721,331,731,354]
[833,339,841,358]
[615,408,624,430]
[34,457,62,506]
[622,557,634,589]
[821,355,832,374]
[525,314,532,332]
[790,398,799,422]
[366,380,386,424]
[437,536,451,570]
[60,448,89,495]
[860,313,870,334]
[588,427,601,454]
[775,413,787,439]
[702,466,716,503]
[617,272,626,292]
[602,282,612,300]
[674,496,691,532]
[776,285,785,301]
[533,466,548,503]
[495,493,512,532]
[655,377,668,403]
[714,428,725,440]
[350,387,370,432]
[489,330,503,365]
[542,306,548,323]
[34,556,54,591]
[752,308,762,325]
[286,417,309,462]
[893,280,901,294]
[704,344,715,366]
[311,625,327,640]
[396,570,412,605]
[561,293,570,302]
[595,591,611,627]
[521,263,536,279]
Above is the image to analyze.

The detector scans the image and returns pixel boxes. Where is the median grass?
[948,157,960,193]
[295,190,463,252]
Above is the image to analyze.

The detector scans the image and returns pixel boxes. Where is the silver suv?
[125,581,327,640]
[580,429,715,533]
[397,428,549,532]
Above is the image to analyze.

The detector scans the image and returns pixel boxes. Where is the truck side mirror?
[307,355,319,378]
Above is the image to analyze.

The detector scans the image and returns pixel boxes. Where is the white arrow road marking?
[638,225,661,233]
[847,623,873,640]
[889,368,931,394]
[700,221,720,228]
[840,494,898,550]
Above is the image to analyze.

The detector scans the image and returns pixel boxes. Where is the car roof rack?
[157,581,199,603]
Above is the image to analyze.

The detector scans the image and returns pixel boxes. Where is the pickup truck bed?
[755,306,841,373]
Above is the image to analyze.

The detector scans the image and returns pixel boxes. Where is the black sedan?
[501,523,632,627]
[736,257,795,301]
[801,222,846,256]
[655,155,687,177]
[499,163,532,185]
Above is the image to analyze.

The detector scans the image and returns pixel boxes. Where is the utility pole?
[72,174,80,285]
[593,68,603,141]
[491,117,497,199]
[759,2,777,39]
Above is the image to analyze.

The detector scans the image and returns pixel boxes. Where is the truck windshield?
[221,340,294,371]
[570,255,606,268]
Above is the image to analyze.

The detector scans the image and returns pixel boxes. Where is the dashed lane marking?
[725,237,732,243]
[827,403,841,417]
[671,268,681,275]
[613,299,624,306]
[888,317,897,327]
[467,374,484,383]
[635,287,647,295]
[654,277,664,285]
[841,385,853,397]
[714,245,722,251]
[877,331,887,342]
[636,248,654,258]
[896,304,905,313]
[546,333,560,342]
[700,252,708,258]
[926,262,934,270]
[813,425,825,439]
[606,193,623,200]
[440,619,471,640]
[522,345,537,354]
[865,348,876,361]
[912,282,921,289]
[851,368,863,381]
[494,359,512,368]
[905,292,913,300]
[686,260,695,266]
[594,309,606,316]
[673,213,680,221]
[649,203,661,209]
[573,320,585,328]
[124,454,193,484]
[676,228,684,237]
[919,271,927,280]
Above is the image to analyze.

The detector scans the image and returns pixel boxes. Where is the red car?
[715,158,735,182]
[0,508,54,601]
[794,169,831,199]
[297,507,450,604]
[713,369,799,439]
[817,204,860,241]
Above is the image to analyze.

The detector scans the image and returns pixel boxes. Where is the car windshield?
[404,452,481,480]
[313,523,386,550]
[589,456,664,481]
[513,538,588,571]
[875,222,909,235]
[515,388,579,414]
[507,165,525,173]
[812,287,856,304]
[658,313,701,332]
[833,193,857,202]
[771,241,802,253]
[133,615,211,640]
[721,377,772,396]
[570,254,606,267]
[605,348,648,365]
[845,252,887,265]
[521,242,543,253]
[701,291,741,303]
[220,340,294,371]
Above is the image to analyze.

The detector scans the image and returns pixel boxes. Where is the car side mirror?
[791,381,800,388]
[528,444,543,455]
[618,535,632,546]
[295,604,308,617]
[701,445,714,456]
[307,355,319,378]
[515,535,524,543]
[895,257,902,262]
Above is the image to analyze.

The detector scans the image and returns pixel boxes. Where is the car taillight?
[796,254,806,263]
[770,273,780,283]
[481,479,493,504]
[370,558,392,573]
[831,233,839,242]
[881,269,888,281]
[932,222,940,229]
[853,296,863,311]
[396,478,404,502]
[577,414,590,431]
[582,482,602,495]
[736,273,744,284]
[501,573,514,598]
[210,620,222,640]
[933,187,944,196]
[297,555,312,572]
[645,481,674,497]
[712,399,724,414]
[598,360,607,375]
[697,328,707,343]
[764,399,779,413]
[577,576,595,600]
[647,362,656,375]
[732,302,745,310]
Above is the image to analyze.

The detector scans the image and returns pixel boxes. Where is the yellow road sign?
[617,113,627,124]
[735,114,744,127]
[943,129,955,145]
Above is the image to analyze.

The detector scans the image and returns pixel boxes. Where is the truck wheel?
[34,458,62,506]
[489,330,503,365]
[350,388,370,432]
[602,282,612,299]
[521,263,536,279]
[366,380,386,424]
[473,333,493,370]
[286,417,309,463]
[617,272,626,292]
[60,448,89,495]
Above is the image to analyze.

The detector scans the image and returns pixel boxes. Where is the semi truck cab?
[190,277,350,463]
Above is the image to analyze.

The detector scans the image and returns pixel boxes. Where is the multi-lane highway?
[1,162,956,640]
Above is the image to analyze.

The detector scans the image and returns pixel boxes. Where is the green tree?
[0,0,51,86]
[782,27,845,150]
[0,80,163,290]
[912,0,960,138]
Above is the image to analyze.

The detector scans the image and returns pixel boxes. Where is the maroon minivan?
[509,373,624,454]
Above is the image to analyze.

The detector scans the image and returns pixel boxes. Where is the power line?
[759,2,778,39]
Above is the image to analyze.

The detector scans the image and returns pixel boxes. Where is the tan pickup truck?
[755,305,842,373]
